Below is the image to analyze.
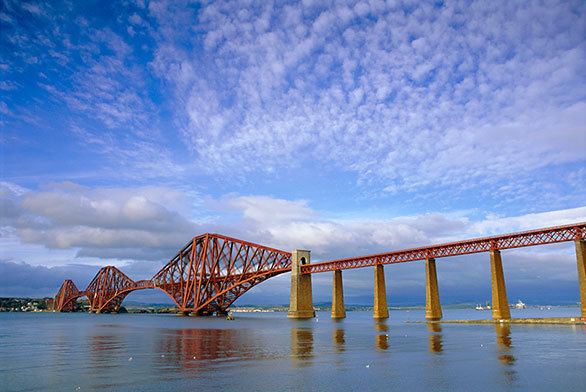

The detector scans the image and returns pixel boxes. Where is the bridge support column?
[331,270,346,319]
[425,258,442,321]
[373,264,389,319]
[490,249,511,320]
[288,250,315,319]
[575,240,586,318]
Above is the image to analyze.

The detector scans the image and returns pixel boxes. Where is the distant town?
[0,297,577,314]
[0,297,370,313]
[0,297,53,312]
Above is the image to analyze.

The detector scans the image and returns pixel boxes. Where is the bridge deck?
[55,222,585,312]
[303,222,586,274]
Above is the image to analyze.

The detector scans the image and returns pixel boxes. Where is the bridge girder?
[55,223,586,314]
[55,234,292,314]
[55,279,81,312]
[152,234,292,313]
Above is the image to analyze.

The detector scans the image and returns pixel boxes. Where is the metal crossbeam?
[55,222,585,313]
[302,222,586,274]
[55,234,291,314]
[151,233,292,313]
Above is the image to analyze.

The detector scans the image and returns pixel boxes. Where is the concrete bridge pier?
[490,249,511,320]
[576,239,586,318]
[425,258,443,321]
[373,264,389,319]
[288,250,315,319]
[331,270,346,319]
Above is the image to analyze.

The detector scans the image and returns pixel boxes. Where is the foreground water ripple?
[0,308,585,391]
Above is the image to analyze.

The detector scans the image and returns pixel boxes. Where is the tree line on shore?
[0,297,52,312]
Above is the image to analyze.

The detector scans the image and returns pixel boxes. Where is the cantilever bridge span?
[55,222,586,318]
[55,234,292,314]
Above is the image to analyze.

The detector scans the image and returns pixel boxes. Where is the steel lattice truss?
[55,280,82,312]
[55,223,584,313]
[55,234,292,314]
[152,234,292,313]
[303,222,586,274]
[84,266,136,312]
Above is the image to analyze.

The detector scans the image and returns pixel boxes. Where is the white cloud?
[1,0,186,183]
[204,194,586,261]
[2,184,584,302]
[469,207,586,237]
[217,195,317,224]
[1,182,199,261]
[21,3,44,16]
[4,182,583,267]
[4,0,583,202]
[145,0,585,198]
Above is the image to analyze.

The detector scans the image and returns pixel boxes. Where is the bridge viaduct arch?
[55,223,586,320]
[55,233,292,314]
[288,223,586,320]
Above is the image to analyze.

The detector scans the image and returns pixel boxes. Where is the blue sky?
[1,0,585,305]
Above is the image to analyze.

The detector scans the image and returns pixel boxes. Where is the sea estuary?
[0,308,584,391]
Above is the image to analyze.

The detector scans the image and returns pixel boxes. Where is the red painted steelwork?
[55,280,82,312]
[302,222,586,274]
[55,223,585,313]
[152,233,292,314]
[84,266,136,312]
[55,234,292,314]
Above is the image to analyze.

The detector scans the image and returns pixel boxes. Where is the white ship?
[514,300,526,309]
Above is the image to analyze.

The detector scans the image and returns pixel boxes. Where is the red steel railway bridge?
[55,222,586,320]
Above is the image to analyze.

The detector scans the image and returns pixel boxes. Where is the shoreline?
[409,317,586,325]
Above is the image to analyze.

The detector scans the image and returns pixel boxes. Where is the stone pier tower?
[287,250,315,319]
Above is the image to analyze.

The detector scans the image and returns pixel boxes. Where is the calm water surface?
[1,308,585,391]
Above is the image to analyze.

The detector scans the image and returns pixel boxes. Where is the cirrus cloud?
[148,0,586,197]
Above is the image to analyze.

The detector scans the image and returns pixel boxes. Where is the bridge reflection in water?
[375,320,389,350]
[88,332,126,371]
[333,327,345,352]
[55,223,586,323]
[422,321,516,382]
[495,323,517,383]
[290,327,314,366]
[76,315,526,390]
[427,323,443,353]
[160,328,239,367]
[156,327,289,372]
